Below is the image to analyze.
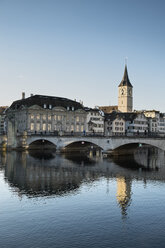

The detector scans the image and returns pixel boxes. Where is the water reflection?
[1,146,165,218]
[116,177,132,218]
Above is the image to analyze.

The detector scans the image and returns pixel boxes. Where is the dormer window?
[67,106,70,111]
[49,104,52,109]
[44,104,46,109]
[72,106,74,111]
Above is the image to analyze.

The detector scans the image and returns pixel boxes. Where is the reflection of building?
[4,152,101,197]
[116,177,132,217]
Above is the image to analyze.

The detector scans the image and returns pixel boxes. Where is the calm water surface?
[0,147,165,248]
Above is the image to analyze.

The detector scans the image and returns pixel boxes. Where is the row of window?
[128,126,147,130]
[30,123,85,132]
[115,127,124,131]
[42,104,75,111]
[30,114,85,122]
[90,112,100,116]
[92,124,104,128]
[90,117,103,121]
[133,121,147,125]
[115,122,124,126]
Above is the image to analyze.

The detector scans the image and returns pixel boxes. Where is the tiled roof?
[84,107,100,112]
[0,106,8,114]
[105,111,137,121]
[9,95,84,111]
[99,105,118,114]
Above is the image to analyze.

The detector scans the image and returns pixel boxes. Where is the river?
[0,146,165,248]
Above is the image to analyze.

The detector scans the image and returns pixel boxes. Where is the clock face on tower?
[121,88,124,95]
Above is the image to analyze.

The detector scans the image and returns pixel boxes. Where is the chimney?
[31,94,33,97]
[22,92,25,99]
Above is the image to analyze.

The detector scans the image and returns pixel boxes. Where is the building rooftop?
[105,111,137,121]
[9,94,84,111]
[0,106,8,114]
[99,105,118,114]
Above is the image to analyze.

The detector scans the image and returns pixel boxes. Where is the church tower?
[118,65,133,112]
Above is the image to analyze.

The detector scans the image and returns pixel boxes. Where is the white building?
[158,113,165,134]
[6,94,87,148]
[127,112,148,134]
[85,108,104,134]
[104,112,148,136]
[104,112,126,136]
[144,110,160,133]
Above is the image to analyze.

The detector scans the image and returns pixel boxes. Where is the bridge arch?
[111,139,164,151]
[63,140,103,151]
[28,139,57,150]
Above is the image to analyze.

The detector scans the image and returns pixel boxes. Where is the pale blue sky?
[0,0,165,111]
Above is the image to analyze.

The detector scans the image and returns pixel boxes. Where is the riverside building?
[85,107,104,134]
[0,106,8,135]
[6,93,87,147]
[104,112,148,136]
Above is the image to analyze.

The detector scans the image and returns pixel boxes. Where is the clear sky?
[0,0,165,111]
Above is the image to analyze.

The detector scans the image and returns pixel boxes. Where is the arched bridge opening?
[63,141,103,154]
[28,139,56,150]
[112,142,162,156]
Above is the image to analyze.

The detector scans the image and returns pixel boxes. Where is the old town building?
[158,113,165,134]
[104,112,126,136]
[0,106,8,135]
[104,112,148,136]
[144,110,160,133]
[6,94,87,147]
[127,112,148,134]
[85,108,104,134]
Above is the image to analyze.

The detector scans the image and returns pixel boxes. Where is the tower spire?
[125,57,128,66]
[118,65,133,87]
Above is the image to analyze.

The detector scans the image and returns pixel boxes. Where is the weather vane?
[125,57,128,66]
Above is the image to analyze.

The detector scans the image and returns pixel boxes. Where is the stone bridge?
[17,134,165,152]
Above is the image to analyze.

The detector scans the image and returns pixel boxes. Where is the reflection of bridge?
[17,133,165,151]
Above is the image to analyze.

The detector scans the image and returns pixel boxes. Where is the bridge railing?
[17,130,165,139]
[23,131,105,137]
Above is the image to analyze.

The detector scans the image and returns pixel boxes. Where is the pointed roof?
[118,65,133,87]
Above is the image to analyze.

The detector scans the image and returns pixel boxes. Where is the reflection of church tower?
[118,65,133,112]
[116,177,132,217]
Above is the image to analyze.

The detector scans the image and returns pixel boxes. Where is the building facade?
[158,113,165,134]
[104,112,126,136]
[104,112,148,136]
[85,108,104,134]
[0,106,8,135]
[126,112,148,134]
[6,94,87,148]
